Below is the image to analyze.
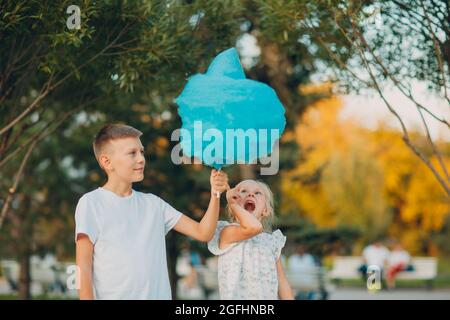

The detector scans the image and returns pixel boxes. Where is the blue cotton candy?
[175,48,286,169]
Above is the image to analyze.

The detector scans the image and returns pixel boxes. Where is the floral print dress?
[207,220,286,300]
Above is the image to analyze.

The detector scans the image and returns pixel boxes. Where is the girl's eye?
[255,191,262,195]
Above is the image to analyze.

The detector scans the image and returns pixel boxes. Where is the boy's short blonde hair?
[227,179,275,232]
[93,124,142,166]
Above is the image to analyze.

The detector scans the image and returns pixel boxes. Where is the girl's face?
[236,181,267,220]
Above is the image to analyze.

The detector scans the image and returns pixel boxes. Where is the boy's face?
[101,137,145,183]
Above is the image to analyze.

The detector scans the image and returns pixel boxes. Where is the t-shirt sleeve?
[272,229,286,260]
[207,221,238,256]
[74,195,100,244]
[158,196,183,235]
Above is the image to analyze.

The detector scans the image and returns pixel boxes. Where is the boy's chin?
[132,175,144,182]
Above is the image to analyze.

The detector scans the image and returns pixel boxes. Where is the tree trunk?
[18,250,31,300]
[166,232,179,299]
[14,194,33,300]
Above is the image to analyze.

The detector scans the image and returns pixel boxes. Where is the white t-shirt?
[74,187,182,300]
[362,245,390,268]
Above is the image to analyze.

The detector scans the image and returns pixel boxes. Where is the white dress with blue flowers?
[207,220,286,300]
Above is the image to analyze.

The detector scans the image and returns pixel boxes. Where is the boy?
[75,124,228,299]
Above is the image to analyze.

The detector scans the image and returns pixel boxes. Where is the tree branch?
[345,14,450,185]
[0,97,98,170]
[0,73,54,136]
[0,139,38,230]
[337,14,450,196]
[0,22,132,138]
[420,0,450,105]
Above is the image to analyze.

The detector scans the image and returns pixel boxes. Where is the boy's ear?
[99,154,112,171]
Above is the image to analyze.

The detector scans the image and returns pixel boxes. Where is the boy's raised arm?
[76,234,95,300]
[173,169,228,242]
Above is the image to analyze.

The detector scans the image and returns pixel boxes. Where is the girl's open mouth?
[244,201,256,212]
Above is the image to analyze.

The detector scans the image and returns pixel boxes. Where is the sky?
[340,82,450,141]
[236,33,449,141]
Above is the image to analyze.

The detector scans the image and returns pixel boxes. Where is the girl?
[208,179,294,300]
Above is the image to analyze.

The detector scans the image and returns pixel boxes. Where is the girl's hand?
[210,169,229,197]
[226,187,241,206]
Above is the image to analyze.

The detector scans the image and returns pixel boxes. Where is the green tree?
[0,0,338,299]
[0,0,244,229]
[257,0,450,195]
[0,0,244,298]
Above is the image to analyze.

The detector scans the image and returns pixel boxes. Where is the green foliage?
[0,0,346,296]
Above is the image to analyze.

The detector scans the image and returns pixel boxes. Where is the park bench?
[285,266,332,299]
[0,258,74,295]
[329,256,438,289]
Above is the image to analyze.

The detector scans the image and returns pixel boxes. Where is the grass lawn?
[328,254,450,289]
[0,293,76,300]
[2,256,450,299]
[334,277,450,289]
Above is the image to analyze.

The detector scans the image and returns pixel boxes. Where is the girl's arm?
[219,188,263,249]
[277,258,295,300]
[76,234,94,300]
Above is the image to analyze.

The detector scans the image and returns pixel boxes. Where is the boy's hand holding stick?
[210,169,229,198]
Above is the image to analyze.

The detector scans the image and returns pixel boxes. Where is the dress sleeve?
[207,221,239,256]
[272,229,286,260]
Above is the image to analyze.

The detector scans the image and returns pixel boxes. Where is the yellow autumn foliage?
[282,84,450,254]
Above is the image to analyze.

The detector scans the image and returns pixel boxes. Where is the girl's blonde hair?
[227,179,275,232]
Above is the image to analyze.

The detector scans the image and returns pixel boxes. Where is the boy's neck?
[102,179,133,197]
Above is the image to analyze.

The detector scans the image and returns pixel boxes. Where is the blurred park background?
[0,0,449,299]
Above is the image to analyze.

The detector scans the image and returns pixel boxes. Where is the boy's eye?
[129,150,144,155]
